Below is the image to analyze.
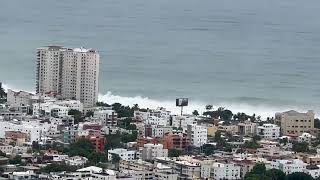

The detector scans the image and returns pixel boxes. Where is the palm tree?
[192,110,199,116]
[205,105,213,111]
[132,104,139,111]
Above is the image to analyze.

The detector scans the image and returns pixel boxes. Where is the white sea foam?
[98,91,309,119]
[1,83,312,118]
[1,83,35,94]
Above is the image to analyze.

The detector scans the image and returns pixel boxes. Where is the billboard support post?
[176,98,188,116]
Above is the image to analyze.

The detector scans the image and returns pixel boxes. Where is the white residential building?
[7,89,33,113]
[271,159,307,175]
[209,162,241,180]
[0,145,14,154]
[108,148,138,161]
[66,156,89,166]
[146,116,168,126]
[187,124,207,147]
[238,121,257,136]
[257,124,280,140]
[150,125,173,138]
[134,108,171,121]
[173,160,201,179]
[304,165,320,179]
[141,143,168,161]
[172,115,197,130]
[154,172,178,180]
[93,108,118,127]
[0,120,57,142]
[36,46,100,108]
[298,133,316,143]
[33,100,83,117]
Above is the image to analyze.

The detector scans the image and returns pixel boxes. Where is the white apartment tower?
[36,46,100,108]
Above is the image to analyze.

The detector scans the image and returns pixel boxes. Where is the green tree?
[40,163,77,173]
[85,111,94,117]
[266,169,285,180]
[192,110,199,116]
[68,139,108,165]
[105,133,122,150]
[120,131,138,143]
[220,109,233,120]
[251,163,266,174]
[214,131,227,148]
[96,102,111,107]
[132,104,139,111]
[202,144,215,155]
[315,118,320,129]
[9,155,22,164]
[203,107,233,120]
[285,172,313,180]
[0,84,7,103]
[120,118,133,129]
[292,142,309,153]
[233,112,250,121]
[126,124,137,130]
[205,105,213,111]
[111,103,134,118]
[245,163,267,180]
[111,154,121,164]
[280,138,288,145]
[0,150,6,157]
[168,149,182,157]
[68,109,83,124]
[69,139,95,157]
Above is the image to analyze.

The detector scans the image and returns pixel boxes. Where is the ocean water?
[1,0,320,117]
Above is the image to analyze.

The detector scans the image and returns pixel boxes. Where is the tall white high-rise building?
[36,46,100,108]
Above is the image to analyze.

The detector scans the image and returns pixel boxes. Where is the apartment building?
[108,148,138,161]
[238,121,257,136]
[134,108,171,121]
[218,125,239,135]
[271,159,307,175]
[0,120,56,142]
[33,99,83,117]
[119,159,154,172]
[36,46,100,108]
[210,162,241,180]
[257,124,280,140]
[141,143,168,161]
[187,124,207,147]
[162,132,190,151]
[93,108,118,127]
[144,125,173,138]
[7,89,33,113]
[275,110,315,136]
[171,115,197,130]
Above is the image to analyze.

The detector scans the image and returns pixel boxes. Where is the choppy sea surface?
[1,0,320,117]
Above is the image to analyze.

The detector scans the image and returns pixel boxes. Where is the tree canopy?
[245,164,304,180]
[266,169,285,180]
[168,149,182,157]
[203,107,233,120]
[192,110,199,116]
[202,144,216,155]
[285,172,313,180]
[40,163,77,173]
[68,109,83,124]
[68,139,107,164]
[120,131,138,143]
[292,142,309,153]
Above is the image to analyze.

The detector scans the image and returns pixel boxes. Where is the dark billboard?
[176,98,188,107]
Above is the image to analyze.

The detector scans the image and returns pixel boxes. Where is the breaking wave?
[98,92,310,119]
[2,83,313,118]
